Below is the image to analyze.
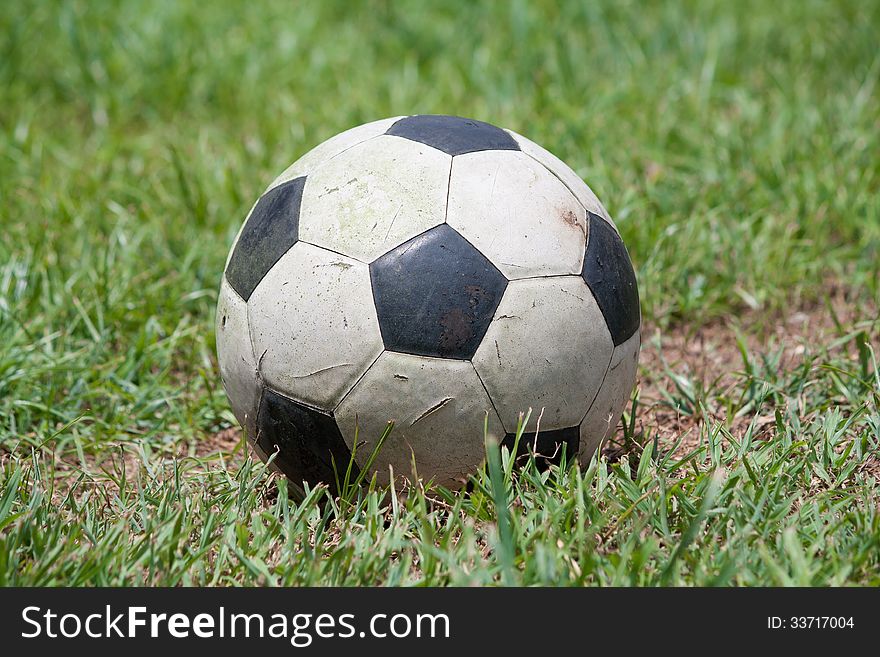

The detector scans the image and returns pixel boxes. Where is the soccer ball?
[216,115,640,496]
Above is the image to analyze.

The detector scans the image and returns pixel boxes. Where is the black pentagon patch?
[225,177,306,301]
[256,388,357,496]
[386,115,520,156]
[501,426,580,471]
[370,224,507,360]
[581,212,640,346]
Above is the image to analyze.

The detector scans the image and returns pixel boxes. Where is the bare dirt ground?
[625,293,879,476]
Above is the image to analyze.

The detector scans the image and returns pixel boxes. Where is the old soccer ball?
[216,115,640,496]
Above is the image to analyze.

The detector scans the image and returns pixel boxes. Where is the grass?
[1,0,879,586]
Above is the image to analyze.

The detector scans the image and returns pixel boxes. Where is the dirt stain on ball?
[560,208,585,236]
[438,308,472,352]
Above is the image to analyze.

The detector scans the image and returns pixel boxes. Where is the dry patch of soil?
[622,294,878,471]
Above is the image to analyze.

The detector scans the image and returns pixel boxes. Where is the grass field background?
[1,0,878,585]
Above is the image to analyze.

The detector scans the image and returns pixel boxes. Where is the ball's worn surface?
[216,115,640,496]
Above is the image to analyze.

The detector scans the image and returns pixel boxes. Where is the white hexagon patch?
[215,277,261,438]
[579,329,640,461]
[248,242,384,410]
[336,351,503,488]
[298,134,451,263]
[505,128,617,231]
[447,150,587,279]
[472,276,614,433]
